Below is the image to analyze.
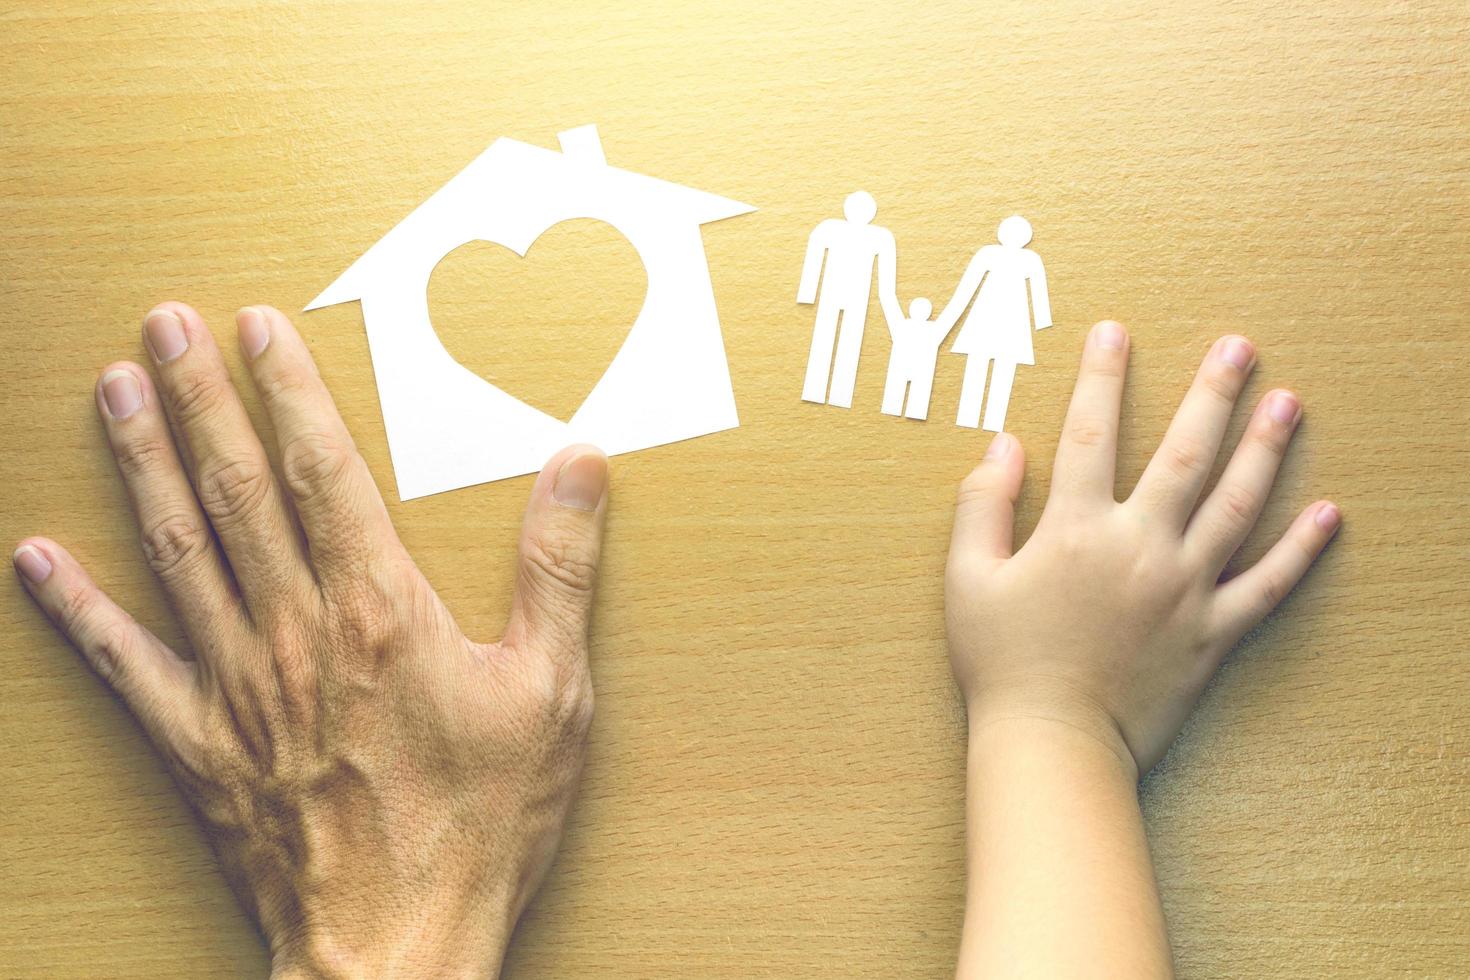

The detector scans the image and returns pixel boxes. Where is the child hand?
[945,321,1339,777]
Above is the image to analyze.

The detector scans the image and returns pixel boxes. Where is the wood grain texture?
[2,1,1467,976]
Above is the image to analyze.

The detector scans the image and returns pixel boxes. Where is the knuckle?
[1161,436,1208,479]
[54,584,133,684]
[1258,574,1287,612]
[562,673,595,735]
[955,484,991,515]
[55,582,99,633]
[258,367,311,404]
[89,621,136,683]
[523,652,594,738]
[197,456,272,528]
[328,584,396,654]
[281,433,356,505]
[271,647,320,719]
[521,534,598,596]
[1199,368,1240,405]
[1251,418,1291,457]
[1217,484,1258,526]
[252,618,320,715]
[167,370,227,422]
[1287,529,1319,565]
[1064,414,1111,449]
[112,437,173,479]
[139,514,212,579]
[956,469,996,508]
[1086,356,1126,381]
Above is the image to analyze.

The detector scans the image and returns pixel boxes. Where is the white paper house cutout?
[306,125,755,500]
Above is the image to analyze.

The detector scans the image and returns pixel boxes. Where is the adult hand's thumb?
[506,445,608,661]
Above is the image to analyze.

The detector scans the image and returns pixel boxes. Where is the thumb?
[951,432,1025,562]
[505,445,609,661]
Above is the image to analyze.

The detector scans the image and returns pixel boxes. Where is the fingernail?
[553,451,608,511]
[1267,391,1301,426]
[237,307,270,359]
[1315,502,1341,532]
[143,309,188,364]
[1220,336,1255,371]
[1094,320,1125,351]
[984,432,1012,460]
[100,369,143,420]
[13,545,52,585]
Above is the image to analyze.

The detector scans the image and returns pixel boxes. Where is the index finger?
[1050,320,1130,505]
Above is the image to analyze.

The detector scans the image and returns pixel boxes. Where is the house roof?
[306,125,754,310]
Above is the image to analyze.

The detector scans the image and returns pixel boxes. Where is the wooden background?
[2,1,1467,976]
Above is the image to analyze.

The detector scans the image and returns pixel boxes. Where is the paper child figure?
[880,298,955,420]
[796,191,902,408]
[936,215,1051,432]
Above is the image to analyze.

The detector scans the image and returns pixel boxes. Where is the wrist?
[269,930,508,980]
[265,884,519,980]
[270,930,507,980]
[965,682,1139,784]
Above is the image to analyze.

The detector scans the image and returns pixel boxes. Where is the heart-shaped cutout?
[427,218,647,422]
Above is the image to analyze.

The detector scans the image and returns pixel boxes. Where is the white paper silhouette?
[796,191,902,408]
[305,125,754,500]
[880,298,954,420]
[937,216,1051,432]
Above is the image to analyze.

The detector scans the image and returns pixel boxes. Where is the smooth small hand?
[14,303,610,978]
[946,321,1339,776]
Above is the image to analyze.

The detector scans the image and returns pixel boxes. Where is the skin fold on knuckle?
[1289,524,1323,563]
[1256,573,1288,615]
[258,366,312,404]
[197,456,272,529]
[53,580,99,634]
[88,621,140,684]
[112,436,172,478]
[955,473,1000,513]
[1199,368,1239,405]
[1161,435,1208,480]
[1086,356,1126,381]
[281,433,356,506]
[1217,484,1258,528]
[1253,419,1292,458]
[1064,414,1111,449]
[166,370,228,423]
[55,583,132,683]
[140,513,212,580]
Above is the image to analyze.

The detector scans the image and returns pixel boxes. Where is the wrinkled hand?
[946,321,1339,777]
[14,303,610,978]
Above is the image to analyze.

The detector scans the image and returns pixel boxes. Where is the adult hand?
[13,302,610,978]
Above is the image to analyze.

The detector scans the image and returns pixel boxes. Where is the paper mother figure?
[936,215,1052,432]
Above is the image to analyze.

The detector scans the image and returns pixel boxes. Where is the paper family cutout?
[798,193,1051,432]
[306,125,754,500]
